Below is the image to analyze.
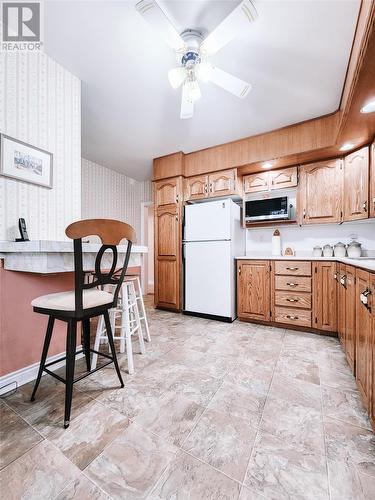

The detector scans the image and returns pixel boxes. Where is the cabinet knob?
[286,282,297,287]
[175,216,178,221]
[286,298,298,302]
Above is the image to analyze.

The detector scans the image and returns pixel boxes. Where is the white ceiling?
[44,0,360,180]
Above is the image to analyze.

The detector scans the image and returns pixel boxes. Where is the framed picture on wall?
[0,134,53,188]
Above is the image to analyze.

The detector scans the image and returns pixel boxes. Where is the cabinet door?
[345,266,356,374]
[269,167,298,190]
[313,262,337,332]
[155,207,181,310]
[209,169,237,197]
[369,272,375,428]
[154,177,182,207]
[356,269,371,407]
[337,263,346,346]
[370,141,375,218]
[243,172,269,194]
[237,260,271,321]
[344,147,369,221]
[299,160,343,224]
[185,175,208,201]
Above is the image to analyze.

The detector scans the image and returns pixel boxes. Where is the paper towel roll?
[272,229,281,256]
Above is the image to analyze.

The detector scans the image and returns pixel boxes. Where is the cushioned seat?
[31,289,114,311]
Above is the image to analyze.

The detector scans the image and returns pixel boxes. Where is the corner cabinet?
[298,159,343,224]
[369,272,375,429]
[344,147,369,221]
[237,260,271,321]
[184,169,239,201]
[154,177,183,311]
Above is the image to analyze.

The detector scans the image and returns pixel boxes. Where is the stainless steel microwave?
[245,196,289,222]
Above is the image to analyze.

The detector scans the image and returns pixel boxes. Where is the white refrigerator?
[183,198,245,322]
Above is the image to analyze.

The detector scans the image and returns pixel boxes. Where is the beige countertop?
[235,254,375,272]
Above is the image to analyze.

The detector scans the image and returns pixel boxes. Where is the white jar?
[347,241,362,258]
[323,244,334,257]
[313,246,322,257]
[334,242,346,257]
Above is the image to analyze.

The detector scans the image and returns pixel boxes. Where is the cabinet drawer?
[275,276,312,292]
[274,261,312,276]
[274,291,312,309]
[274,307,312,327]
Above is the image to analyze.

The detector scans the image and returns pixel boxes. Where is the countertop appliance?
[245,196,289,222]
[183,199,245,322]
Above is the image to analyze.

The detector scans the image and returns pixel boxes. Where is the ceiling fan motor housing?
[180,29,204,67]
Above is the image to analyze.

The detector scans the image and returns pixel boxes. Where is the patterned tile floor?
[1,297,374,499]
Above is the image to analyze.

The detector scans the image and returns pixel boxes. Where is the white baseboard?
[0,347,83,396]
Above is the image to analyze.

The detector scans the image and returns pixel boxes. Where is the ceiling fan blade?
[136,0,185,52]
[180,83,194,119]
[209,66,251,98]
[200,0,258,56]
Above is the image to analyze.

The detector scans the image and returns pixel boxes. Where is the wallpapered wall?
[81,158,152,243]
[0,52,81,241]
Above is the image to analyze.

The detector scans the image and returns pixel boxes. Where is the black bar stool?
[30,219,135,428]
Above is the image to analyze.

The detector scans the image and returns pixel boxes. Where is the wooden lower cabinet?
[355,269,372,408]
[370,272,375,429]
[337,264,346,345]
[154,205,182,310]
[371,140,375,218]
[237,260,271,321]
[345,266,357,373]
[313,262,338,332]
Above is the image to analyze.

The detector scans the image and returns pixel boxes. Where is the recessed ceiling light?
[339,143,355,152]
[262,162,273,169]
[360,99,375,114]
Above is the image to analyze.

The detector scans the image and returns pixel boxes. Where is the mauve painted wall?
[0,262,75,376]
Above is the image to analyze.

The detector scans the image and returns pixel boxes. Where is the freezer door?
[184,199,231,241]
[184,240,234,319]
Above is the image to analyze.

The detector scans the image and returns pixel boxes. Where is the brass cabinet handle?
[360,288,371,310]
[340,275,347,287]
[333,273,338,281]
[286,267,299,271]
[238,267,241,275]
[303,209,306,218]
[286,298,298,302]
[363,200,367,212]
[286,282,298,287]
[204,184,208,194]
[176,194,179,203]
[286,315,299,320]
[209,183,213,193]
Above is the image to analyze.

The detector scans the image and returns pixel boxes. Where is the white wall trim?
[0,347,83,396]
[140,201,154,293]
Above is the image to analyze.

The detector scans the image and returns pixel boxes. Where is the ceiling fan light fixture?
[186,78,201,102]
[168,67,186,89]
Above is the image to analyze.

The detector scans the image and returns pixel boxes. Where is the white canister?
[272,229,281,256]
[347,240,362,258]
[323,244,334,257]
[313,246,323,257]
[334,242,346,257]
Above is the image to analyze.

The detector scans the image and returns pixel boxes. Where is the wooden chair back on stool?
[30,219,135,428]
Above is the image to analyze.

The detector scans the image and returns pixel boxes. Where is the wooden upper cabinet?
[154,176,183,208]
[243,172,269,193]
[209,169,237,197]
[344,146,369,221]
[237,260,271,321]
[153,152,184,180]
[370,141,375,218]
[355,268,371,407]
[299,159,343,224]
[184,175,208,201]
[345,265,356,374]
[313,261,338,332]
[269,166,298,190]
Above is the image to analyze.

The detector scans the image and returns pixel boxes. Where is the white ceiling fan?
[135,0,258,119]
